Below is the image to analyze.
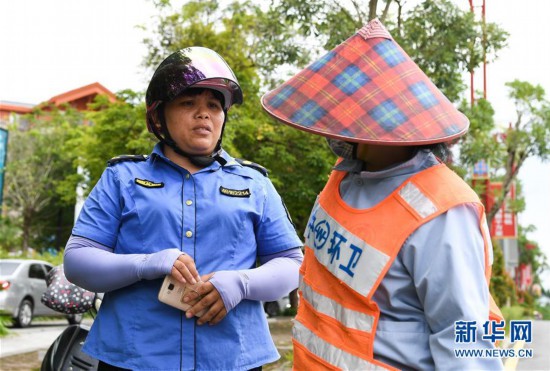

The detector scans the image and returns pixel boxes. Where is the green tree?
[394,0,507,102]
[3,105,82,250]
[274,0,507,102]
[0,215,21,251]
[488,81,550,222]
[518,225,548,291]
[70,92,154,190]
[233,122,335,233]
[460,82,550,226]
[459,98,501,168]
[489,238,517,307]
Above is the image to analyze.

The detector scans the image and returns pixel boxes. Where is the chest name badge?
[220,186,251,198]
[135,178,164,188]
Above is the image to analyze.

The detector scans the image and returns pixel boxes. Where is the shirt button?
[185,231,193,238]
[185,200,193,206]
[185,174,190,179]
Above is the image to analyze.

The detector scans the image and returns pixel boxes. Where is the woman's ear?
[151,110,162,131]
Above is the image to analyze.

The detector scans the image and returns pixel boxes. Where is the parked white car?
[0,259,82,327]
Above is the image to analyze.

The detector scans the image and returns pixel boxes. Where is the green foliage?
[0,215,22,251]
[38,248,65,266]
[393,0,507,102]
[535,304,550,320]
[505,80,550,160]
[464,81,550,224]
[233,115,334,234]
[0,246,64,265]
[275,0,365,51]
[74,93,155,189]
[459,98,503,167]
[0,319,9,337]
[272,0,508,103]
[3,105,83,250]
[518,226,548,282]
[500,305,526,324]
[520,290,535,313]
[490,240,517,307]
[282,307,297,317]
[143,1,311,82]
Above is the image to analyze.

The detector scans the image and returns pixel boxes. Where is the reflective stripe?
[300,279,374,332]
[304,203,390,296]
[398,182,437,218]
[293,320,385,370]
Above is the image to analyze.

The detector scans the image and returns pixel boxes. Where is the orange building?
[0,101,33,124]
[43,82,117,112]
[0,82,117,207]
[0,82,116,128]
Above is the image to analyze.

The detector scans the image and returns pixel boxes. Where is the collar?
[150,143,240,172]
[334,149,439,179]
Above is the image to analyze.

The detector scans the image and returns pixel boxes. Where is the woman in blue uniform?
[64,47,303,371]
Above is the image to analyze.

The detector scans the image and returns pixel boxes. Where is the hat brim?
[261,19,469,145]
[261,94,468,146]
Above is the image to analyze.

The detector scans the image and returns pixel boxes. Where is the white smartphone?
[158,275,206,316]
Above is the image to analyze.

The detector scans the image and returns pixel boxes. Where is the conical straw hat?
[261,19,469,145]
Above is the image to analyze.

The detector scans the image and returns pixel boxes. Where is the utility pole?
[468,0,487,105]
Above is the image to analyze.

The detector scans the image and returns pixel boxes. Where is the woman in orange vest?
[262,19,504,370]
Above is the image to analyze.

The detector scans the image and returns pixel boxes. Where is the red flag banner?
[516,263,532,291]
[487,182,517,239]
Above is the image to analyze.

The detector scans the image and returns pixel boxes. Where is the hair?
[176,87,225,108]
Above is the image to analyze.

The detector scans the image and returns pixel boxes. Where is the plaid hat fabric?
[261,19,469,145]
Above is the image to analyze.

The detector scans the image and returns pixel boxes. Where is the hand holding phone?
[158,275,206,316]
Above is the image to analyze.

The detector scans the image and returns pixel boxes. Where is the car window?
[29,264,47,280]
[0,261,21,275]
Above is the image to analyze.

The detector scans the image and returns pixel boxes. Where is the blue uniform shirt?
[72,143,302,370]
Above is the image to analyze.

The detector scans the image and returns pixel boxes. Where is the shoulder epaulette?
[107,154,148,166]
[235,158,268,177]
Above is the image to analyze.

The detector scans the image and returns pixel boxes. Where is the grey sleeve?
[64,235,183,293]
[209,247,303,312]
[406,204,504,370]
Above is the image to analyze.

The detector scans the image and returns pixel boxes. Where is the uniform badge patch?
[219,186,251,198]
[135,178,164,188]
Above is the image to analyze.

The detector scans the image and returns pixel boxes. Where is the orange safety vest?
[293,163,503,371]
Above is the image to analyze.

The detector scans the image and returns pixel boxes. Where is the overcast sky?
[1,0,549,287]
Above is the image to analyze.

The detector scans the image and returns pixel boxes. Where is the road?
[514,320,550,371]
[1,319,548,370]
[0,318,93,358]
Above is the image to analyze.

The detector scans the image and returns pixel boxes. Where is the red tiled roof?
[47,82,116,105]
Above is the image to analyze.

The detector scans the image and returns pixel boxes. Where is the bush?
[501,305,525,322]
[490,241,517,307]
[500,305,526,334]
[0,319,9,337]
[282,307,297,317]
[0,247,64,266]
[0,216,22,252]
[535,303,550,320]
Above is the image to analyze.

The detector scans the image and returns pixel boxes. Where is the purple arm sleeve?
[64,235,183,293]
[208,247,303,313]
